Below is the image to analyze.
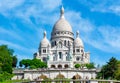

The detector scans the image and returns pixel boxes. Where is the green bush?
[74,64,81,68]
[0,72,13,82]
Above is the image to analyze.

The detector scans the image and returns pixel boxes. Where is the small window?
[76,49,80,52]
[64,40,66,46]
[68,41,69,46]
[76,57,80,61]
[43,57,47,62]
[59,52,62,59]
[81,49,83,52]
[55,41,56,45]
[43,49,46,53]
[52,42,54,47]
[73,49,75,53]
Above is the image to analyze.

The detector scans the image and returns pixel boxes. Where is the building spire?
[76,31,79,38]
[60,6,64,18]
[44,31,46,38]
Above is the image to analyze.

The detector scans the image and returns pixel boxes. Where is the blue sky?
[0,0,120,66]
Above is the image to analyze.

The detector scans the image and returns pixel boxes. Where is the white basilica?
[12,7,97,80]
[34,6,90,69]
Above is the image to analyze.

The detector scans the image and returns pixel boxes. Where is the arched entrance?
[56,73,65,79]
[72,74,82,83]
[64,64,69,68]
[58,64,62,69]
[72,74,81,79]
[38,74,48,80]
[51,65,55,68]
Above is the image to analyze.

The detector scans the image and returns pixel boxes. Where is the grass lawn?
[0,80,29,83]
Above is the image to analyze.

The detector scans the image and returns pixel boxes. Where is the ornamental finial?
[44,31,46,38]
[60,6,64,18]
[76,31,79,38]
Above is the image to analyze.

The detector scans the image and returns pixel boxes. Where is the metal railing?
[27,79,120,83]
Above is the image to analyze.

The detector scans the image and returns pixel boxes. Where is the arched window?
[59,52,62,59]
[55,41,56,45]
[64,40,66,46]
[59,42,62,48]
[51,65,55,68]
[52,42,54,47]
[43,49,46,53]
[76,49,80,52]
[43,57,47,62]
[64,64,69,68]
[81,49,83,52]
[76,57,80,61]
[68,41,69,46]
[58,64,62,68]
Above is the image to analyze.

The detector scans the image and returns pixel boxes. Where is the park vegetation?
[1,44,120,82]
[96,57,120,80]
[0,45,17,81]
[19,58,47,69]
[74,62,95,69]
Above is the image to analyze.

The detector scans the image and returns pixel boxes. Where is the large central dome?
[52,6,72,32]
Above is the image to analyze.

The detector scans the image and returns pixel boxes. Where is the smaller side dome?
[40,31,50,47]
[74,31,83,47]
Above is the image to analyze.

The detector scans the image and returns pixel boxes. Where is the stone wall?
[12,68,97,80]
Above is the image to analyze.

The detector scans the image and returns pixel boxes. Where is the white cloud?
[80,0,120,16]
[65,11,94,34]
[99,26,120,49]
[0,27,23,41]
[109,6,120,15]
[0,40,36,53]
[0,0,62,25]
[0,0,25,16]
[82,25,120,53]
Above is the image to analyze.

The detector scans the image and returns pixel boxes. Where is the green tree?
[19,58,47,68]
[0,45,16,81]
[0,45,13,74]
[85,62,95,69]
[74,64,81,68]
[19,59,31,68]
[96,57,118,79]
[12,55,18,68]
[114,61,120,80]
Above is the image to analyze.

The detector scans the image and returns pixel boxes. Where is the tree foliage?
[19,58,47,69]
[0,45,13,74]
[74,64,81,68]
[0,45,17,81]
[96,57,118,79]
[85,62,95,69]
[114,61,120,80]
[12,56,18,68]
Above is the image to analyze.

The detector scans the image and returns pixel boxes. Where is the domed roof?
[52,6,72,32]
[74,31,84,47]
[40,31,50,47]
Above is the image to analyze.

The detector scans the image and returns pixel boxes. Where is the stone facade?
[34,6,90,69]
[12,68,97,80]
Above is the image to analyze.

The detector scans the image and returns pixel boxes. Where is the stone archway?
[56,73,65,79]
[38,74,48,80]
[58,64,62,69]
[51,65,55,68]
[72,74,82,79]
[64,64,69,68]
